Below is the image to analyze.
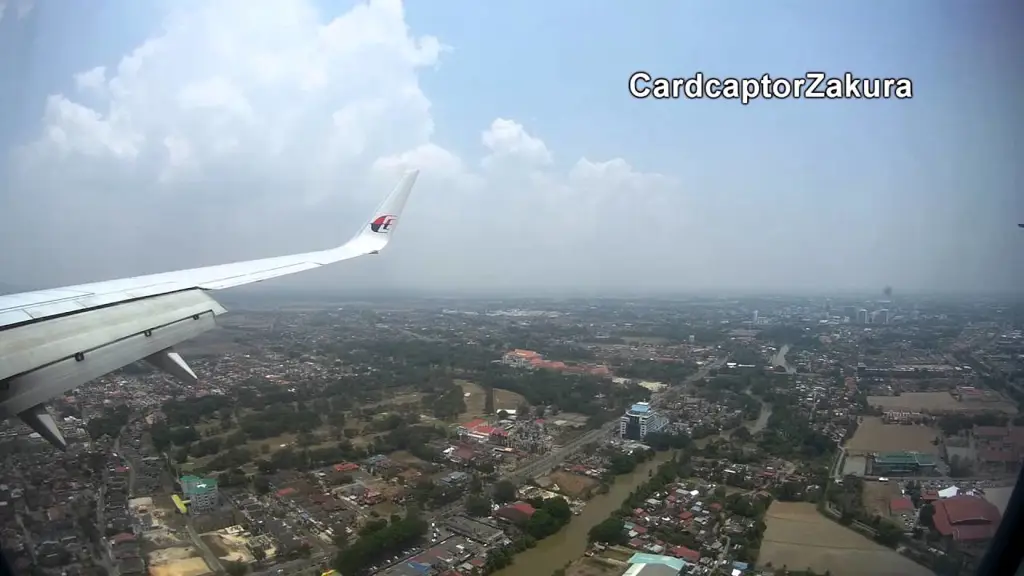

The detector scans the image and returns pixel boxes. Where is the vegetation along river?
[494,450,675,576]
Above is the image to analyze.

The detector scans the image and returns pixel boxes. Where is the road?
[185,519,225,574]
[504,423,618,481]
[503,357,728,482]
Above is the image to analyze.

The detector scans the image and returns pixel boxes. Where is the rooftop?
[629,402,651,414]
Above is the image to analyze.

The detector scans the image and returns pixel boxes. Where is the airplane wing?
[0,170,419,449]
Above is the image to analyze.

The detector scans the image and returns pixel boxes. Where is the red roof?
[276,487,296,497]
[932,496,1001,542]
[511,502,536,517]
[890,497,914,513]
[111,533,136,544]
[333,462,359,472]
[669,545,700,563]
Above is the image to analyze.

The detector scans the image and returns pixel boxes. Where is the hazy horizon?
[1,0,1021,295]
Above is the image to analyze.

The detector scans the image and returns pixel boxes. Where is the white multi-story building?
[619,402,668,440]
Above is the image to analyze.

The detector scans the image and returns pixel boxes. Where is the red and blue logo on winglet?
[370,215,397,233]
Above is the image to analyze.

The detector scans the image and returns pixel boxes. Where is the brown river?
[494,450,675,576]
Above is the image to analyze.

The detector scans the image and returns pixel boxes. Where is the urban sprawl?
[2,295,1022,576]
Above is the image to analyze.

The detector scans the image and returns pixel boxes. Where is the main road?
[503,357,727,482]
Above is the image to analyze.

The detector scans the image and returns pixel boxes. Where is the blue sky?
[0,0,1020,294]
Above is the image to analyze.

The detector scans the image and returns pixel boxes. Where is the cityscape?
[1,293,1022,576]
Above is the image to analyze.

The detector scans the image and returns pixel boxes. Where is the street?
[185,519,226,574]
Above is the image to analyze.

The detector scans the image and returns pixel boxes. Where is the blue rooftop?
[627,553,686,570]
[630,403,651,414]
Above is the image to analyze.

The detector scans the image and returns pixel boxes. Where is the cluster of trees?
[936,412,1008,437]
[605,448,654,476]
[86,405,131,440]
[519,496,573,540]
[825,476,904,548]
[695,376,763,420]
[333,512,427,573]
[643,431,694,452]
[615,359,697,385]
[588,454,687,545]
[757,396,834,461]
[477,365,648,421]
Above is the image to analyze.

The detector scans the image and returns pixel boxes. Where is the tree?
[920,503,935,529]
[874,520,904,548]
[588,518,627,545]
[493,480,517,504]
[466,495,491,517]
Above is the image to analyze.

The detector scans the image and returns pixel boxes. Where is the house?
[494,502,535,525]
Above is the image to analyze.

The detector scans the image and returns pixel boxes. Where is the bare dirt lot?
[147,547,212,576]
[546,470,599,499]
[868,391,1016,414]
[457,380,526,418]
[760,502,933,576]
[565,557,625,576]
[845,417,941,455]
[862,480,901,517]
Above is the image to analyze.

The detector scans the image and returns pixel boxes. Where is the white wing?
[0,170,419,449]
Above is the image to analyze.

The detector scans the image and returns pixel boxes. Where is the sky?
[0,0,1021,296]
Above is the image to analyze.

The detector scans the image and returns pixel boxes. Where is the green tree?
[588,518,626,544]
[466,495,491,517]
[493,480,518,504]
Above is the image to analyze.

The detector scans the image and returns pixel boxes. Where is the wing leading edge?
[0,169,419,329]
[0,170,420,450]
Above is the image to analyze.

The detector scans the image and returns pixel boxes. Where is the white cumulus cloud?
[2,0,684,293]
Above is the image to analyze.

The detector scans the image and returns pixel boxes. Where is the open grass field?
[845,417,941,455]
[759,502,934,576]
[457,379,526,419]
[862,480,901,517]
[546,470,599,499]
[868,391,1016,414]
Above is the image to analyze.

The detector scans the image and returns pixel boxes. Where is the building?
[458,419,510,446]
[932,495,1001,544]
[870,452,938,475]
[620,402,668,441]
[873,309,890,324]
[502,349,541,368]
[856,309,869,324]
[180,475,218,514]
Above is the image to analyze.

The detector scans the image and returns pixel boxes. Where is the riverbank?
[492,451,675,576]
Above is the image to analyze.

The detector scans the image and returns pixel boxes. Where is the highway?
[503,357,727,482]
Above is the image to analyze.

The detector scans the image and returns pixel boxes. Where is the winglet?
[354,169,419,247]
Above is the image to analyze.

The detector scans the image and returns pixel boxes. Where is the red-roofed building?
[669,545,700,563]
[890,497,915,515]
[333,462,359,473]
[932,495,1001,543]
[495,501,536,525]
[110,533,136,545]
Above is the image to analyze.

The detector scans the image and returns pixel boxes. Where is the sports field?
[845,417,940,455]
[759,502,933,576]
